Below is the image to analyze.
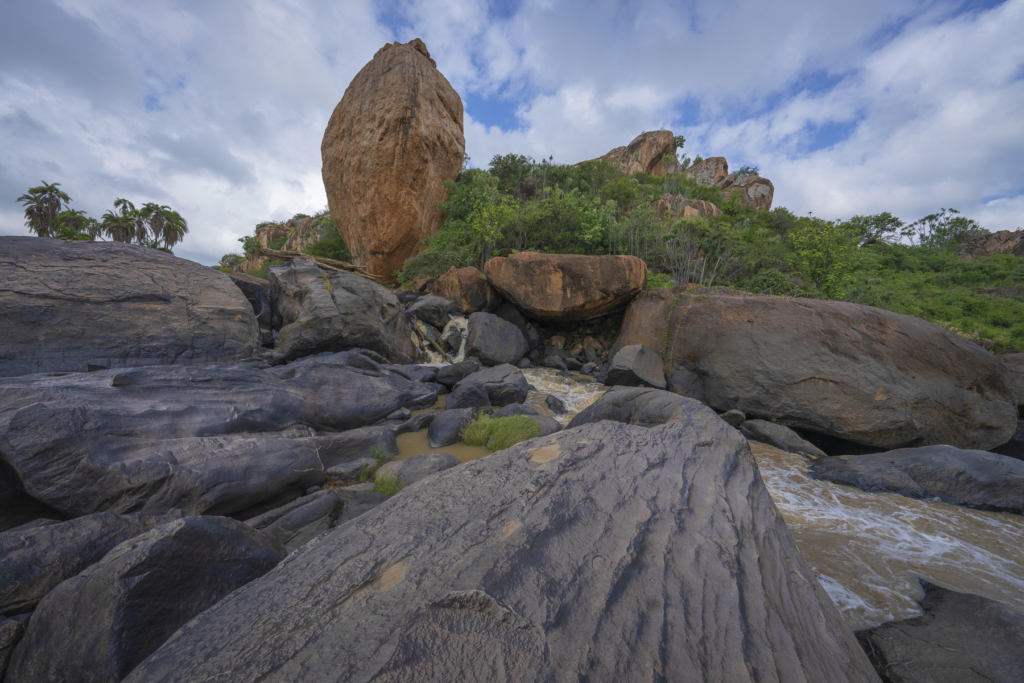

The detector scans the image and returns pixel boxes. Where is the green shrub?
[373,470,405,496]
[745,269,793,296]
[461,413,543,451]
[267,236,287,250]
[647,272,674,289]
[301,217,351,262]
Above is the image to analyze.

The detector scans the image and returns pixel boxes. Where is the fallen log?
[257,248,385,283]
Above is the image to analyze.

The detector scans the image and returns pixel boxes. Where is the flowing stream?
[392,363,1023,630]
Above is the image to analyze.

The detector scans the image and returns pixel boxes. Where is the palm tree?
[17,182,71,237]
[101,208,134,243]
[141,203,189,249]
[54,209,98,240]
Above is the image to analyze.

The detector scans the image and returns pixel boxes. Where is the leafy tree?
[673,135,686,150]
[18,181,71,237]
[789,217,859,298]
[906,208,986,248]
[736,165,760,177]
[140,203,188,249]
[53,209,99,240]
[841,212,905,246]
[219,253,245,269]
[488,153,534,197]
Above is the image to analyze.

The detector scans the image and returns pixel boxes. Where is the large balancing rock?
[614,290,1018,450]
[484,251,647,321]
[321,38,465,282]
[124,418,877,682]
[5,516,284,683]
[0,237,261,377]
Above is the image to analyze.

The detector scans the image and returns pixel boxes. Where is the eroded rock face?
[430,266,500,314]
[857,583,1024,683]
[123,418,876,683]
[0,355,436,517]
[721,173,775,211]
[583,131,680,176]
[484,252,646,321]
[613,289,1018,450]
[321,39,465,281]
[653,194,722,221]
[809,445,1024,514]
[956,229,1024,260]
[270,260,416,363]
[0,237,261,377]
[683,156,729,186]
[5,516,284,683]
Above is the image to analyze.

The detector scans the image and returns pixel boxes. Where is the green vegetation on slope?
[397,155,1023,352]
[462,413,543,451]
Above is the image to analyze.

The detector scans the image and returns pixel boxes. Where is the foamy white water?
[522,367,608,424]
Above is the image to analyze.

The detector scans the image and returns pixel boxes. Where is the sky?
[1,0,1022,266]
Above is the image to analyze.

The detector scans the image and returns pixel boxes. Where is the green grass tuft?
[461,413,542,452]
[373,470,405,496]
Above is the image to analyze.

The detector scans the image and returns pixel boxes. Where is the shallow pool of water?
[751,441,1024,630]
[521,367,608,425]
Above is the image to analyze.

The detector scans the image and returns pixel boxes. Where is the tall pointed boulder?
[321,39,465,282]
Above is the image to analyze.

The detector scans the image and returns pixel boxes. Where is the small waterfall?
[410,315,468,364]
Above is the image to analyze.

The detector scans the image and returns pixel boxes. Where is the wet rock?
[435,359,481,388]
[720,409,746,427]
[0,237,260,377]
[581,362,596,375]
[569,386,707,429]
[484,252,647,321]
[377,453,460,487]
[0,614,29,678]
[325,458,377,481]
[606,344,667,389]
[406,296,453,330]
[245,490,344,554]
[321,38,464,281]
[545,394,568,414]
[516,357,532,369]
[386,407,411,421]
[427,408,478,448]
[431,266,501,314]
[396,290,425,305]
[582,130,680,176]
[564,357,582,371]
[0,359,435,517]
[389,364,439,383]
[542,355,567,371]
[124,419,876,683]
[532,415,562,436]
[857,583,1024,683]
[993,420,1024,461]
[5,516,283,683]
[740,419,826,458]
[613,289,1018,450]
[809,445,1024,514]
[270,260,416,363]
[337,491,389,525]
[492,403,539,418]
[440,324,464,353]
[465,311,529,366]
[458,363,529,407]
[445,379,492,411]
[0,513,174,616]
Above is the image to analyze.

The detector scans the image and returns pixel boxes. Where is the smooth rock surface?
[321,39,464,280]
[0,237,260,376]
[457,363,529,407]
[245,490,344,554]
[435,359,481,388]
[376,453,460,487]
[605,344,667,389]
[569,386,711,429]
[484,251,647,321]
[270,260,415,363]
[613,289,1018,450]
[465,311,529,366]
[740,419,827,458]
[427,408,477,448]
[431,266,500,314]
[405,296,452,330]
[857,583,1024,683]
[583,130,680,176]
[0,512,174,616]
[0,358,435,517]
[809,445,1024,514]
[124,418,876,683]
[5,516,283,683]
[445,379,492,411]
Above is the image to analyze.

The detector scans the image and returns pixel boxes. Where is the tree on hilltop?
[18,181,71,237]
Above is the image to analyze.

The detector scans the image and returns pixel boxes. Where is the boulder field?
[612,288,1018,450]
[0,237,261,376]
[321,38,465,281]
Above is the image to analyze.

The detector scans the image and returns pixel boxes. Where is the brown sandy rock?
[484,252,646,321]
[612,289,1018,450]
[653,194,723,221]
[321,39,465,282]
[683,156,729,187]
[430,266,500,315]
[956,229,1024,261]
[719,174,775,211]
[582,131,680,176]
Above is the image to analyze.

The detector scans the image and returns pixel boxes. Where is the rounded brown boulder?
[612,289,1018,451]
[321,38,465,282]
[483,252,647,321]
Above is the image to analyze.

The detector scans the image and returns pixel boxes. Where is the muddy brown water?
[392,367,1024,630]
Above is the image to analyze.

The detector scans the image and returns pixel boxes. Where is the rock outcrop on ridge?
[956,229,1024,260]
[0,237,261,377]
[124,417,877,683]
[321,38,465,281]
[582,130,681,176]
[613,289,1018,450]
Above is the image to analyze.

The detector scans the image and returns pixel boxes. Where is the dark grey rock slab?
[457,363,528,407]
[336,492,389,525]
[569,386,708,429]
[435,359,481,388]
[123,418,877,683]
[312,426,397,469]
[406,296,453,330]
[720,409,746,427]
[857,583,1024,683]
[0,614,29,678]
[245,490,344,553]
[740,419,827,458]
[465,312,528,366]
[376,453,460,487]
[605,344,666,389]
[427,408,477,448]
[0,237,261,377]
[325,458,377,481]
[809,445,1024,514]
[545,394,567,414]
[492,403,539,418]
[5,516,283,683]
[389,364,439,384]
[0,512,175,616]
[445,378,492,411]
